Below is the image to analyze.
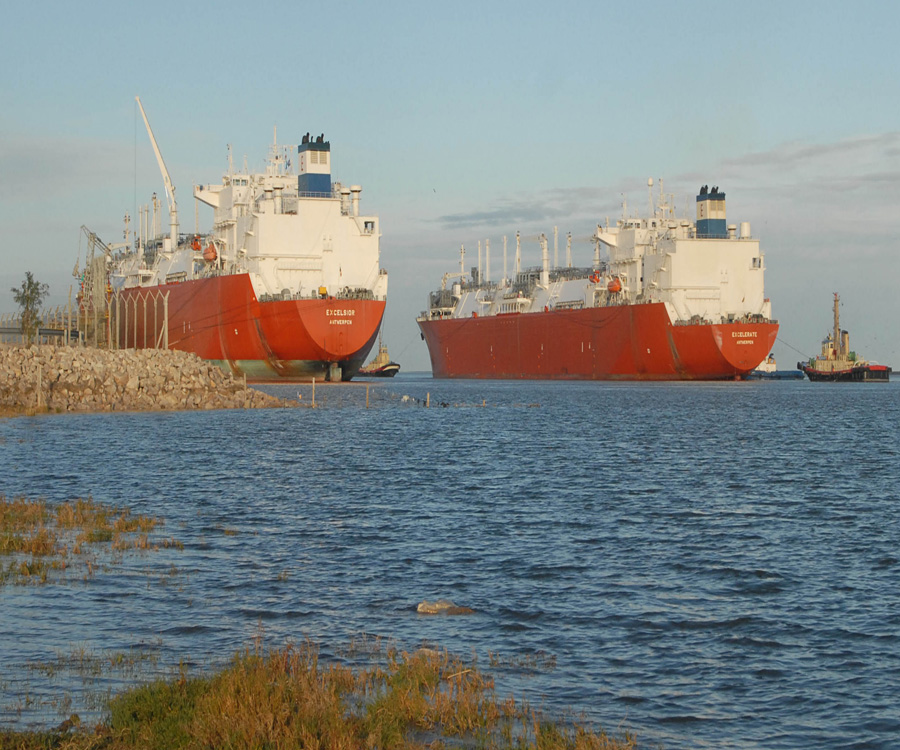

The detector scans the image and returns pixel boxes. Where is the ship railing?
[554,299,585,311]
[672,312,776,326]
[336,287,375,300]
[419,308,456,320]
[296,191,334,200]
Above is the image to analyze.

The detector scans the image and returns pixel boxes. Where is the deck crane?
[136,96,179,254]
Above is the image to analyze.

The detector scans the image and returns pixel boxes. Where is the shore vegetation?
[1,640,637,750]
[0,495,180,586]
[10,271,49,345]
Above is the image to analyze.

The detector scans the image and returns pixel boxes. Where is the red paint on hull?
[116,274,384,381]
[418,303,778,380]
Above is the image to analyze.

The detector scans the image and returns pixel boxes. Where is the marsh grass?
[28,644,162,682]
[489,650,558,673]
[3,640,639,750]
[0,495,180,586]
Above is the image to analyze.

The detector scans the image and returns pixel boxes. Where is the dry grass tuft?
[0,494,177,586]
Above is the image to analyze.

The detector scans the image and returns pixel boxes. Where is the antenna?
[553,226,558,268]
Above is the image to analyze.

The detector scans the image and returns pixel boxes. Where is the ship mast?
[135,96,179,253]
[833,292,841,358]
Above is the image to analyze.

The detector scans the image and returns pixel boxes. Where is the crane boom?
[135,96,179,250]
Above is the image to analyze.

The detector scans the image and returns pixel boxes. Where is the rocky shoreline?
[0,345,293,414]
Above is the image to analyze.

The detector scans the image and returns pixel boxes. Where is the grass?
[0,495,181,586]
[0,641,639,750]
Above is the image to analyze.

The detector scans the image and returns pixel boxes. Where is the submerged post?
[426,392,430,408]
[366,383,370,409]
[312,377,316,407]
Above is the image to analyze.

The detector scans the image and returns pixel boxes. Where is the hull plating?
[418,303,778,380]
[116,274,384,381]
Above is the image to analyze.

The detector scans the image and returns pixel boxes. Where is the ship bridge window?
[752,257,761,269]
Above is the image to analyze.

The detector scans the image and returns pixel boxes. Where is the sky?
[2,0,899,372]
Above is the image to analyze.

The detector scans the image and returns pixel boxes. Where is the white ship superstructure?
[428,180,770,326]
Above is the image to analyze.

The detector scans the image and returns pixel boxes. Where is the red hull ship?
[116,274,385,381]
[418,182,777,381]
[77,98,388,382]
[421,304,776,380]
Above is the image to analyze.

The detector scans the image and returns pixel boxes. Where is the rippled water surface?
[1,375,898,749]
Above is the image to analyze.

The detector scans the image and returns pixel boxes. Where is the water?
[1,375,898,749]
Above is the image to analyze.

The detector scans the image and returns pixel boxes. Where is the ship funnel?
[340,187,351,214]
[696,185,727,238]
[297,137,332,195]
[350,185,361,216]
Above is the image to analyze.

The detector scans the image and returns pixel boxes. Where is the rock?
[0,344,294,415]
[416,599,475,615]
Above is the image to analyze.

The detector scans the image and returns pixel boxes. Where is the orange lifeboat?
[203,242,218,262]
[607,277,622,294]
[589,272,601,284]
[191,236,202,252]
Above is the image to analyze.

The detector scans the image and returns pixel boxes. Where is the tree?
[11,272,49,345]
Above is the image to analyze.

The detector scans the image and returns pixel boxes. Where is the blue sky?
[2,1,899,371]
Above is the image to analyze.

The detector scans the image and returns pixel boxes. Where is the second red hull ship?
[418,182,778,380]
[420,303,777,380]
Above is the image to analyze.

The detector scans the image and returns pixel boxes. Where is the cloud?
[0,134,131,202]
[429,131,900,243]
[723,132,900,172]
[434,187,615,232]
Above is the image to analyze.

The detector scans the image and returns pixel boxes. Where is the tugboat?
[357,334,400,377]
[798,293,891,382]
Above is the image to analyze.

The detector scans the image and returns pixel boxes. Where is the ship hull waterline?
[799,364,891,383]
[418,303,778,381]
[115,274,385,382]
